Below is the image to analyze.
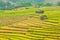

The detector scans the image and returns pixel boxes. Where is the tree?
[22,2,32,7]
[44,3,52,6]
[57,2,60,6]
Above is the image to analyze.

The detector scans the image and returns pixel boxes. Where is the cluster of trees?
[57,2,60,6]
[0,0,34,10]
[35,2,60,7]
[45,2,60,6]
[0,0,60,10]
[0,3,32,10]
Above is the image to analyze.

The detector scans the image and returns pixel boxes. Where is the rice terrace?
[0,0,60,40]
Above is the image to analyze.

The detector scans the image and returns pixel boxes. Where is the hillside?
[0,7,60,40]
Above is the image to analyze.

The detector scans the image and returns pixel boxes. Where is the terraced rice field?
[0,7,60,40]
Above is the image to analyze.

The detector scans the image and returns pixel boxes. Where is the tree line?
[0,1,60,10]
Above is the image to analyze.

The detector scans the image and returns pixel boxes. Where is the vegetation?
[0,0,60,40]
[0,6,60,40]
[57,2,60,6]
[44,3,53,6]
[0,0,60,10]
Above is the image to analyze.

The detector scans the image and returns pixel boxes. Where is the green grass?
[0,8,36,17]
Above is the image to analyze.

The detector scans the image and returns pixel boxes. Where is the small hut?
[40,15,48,20]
